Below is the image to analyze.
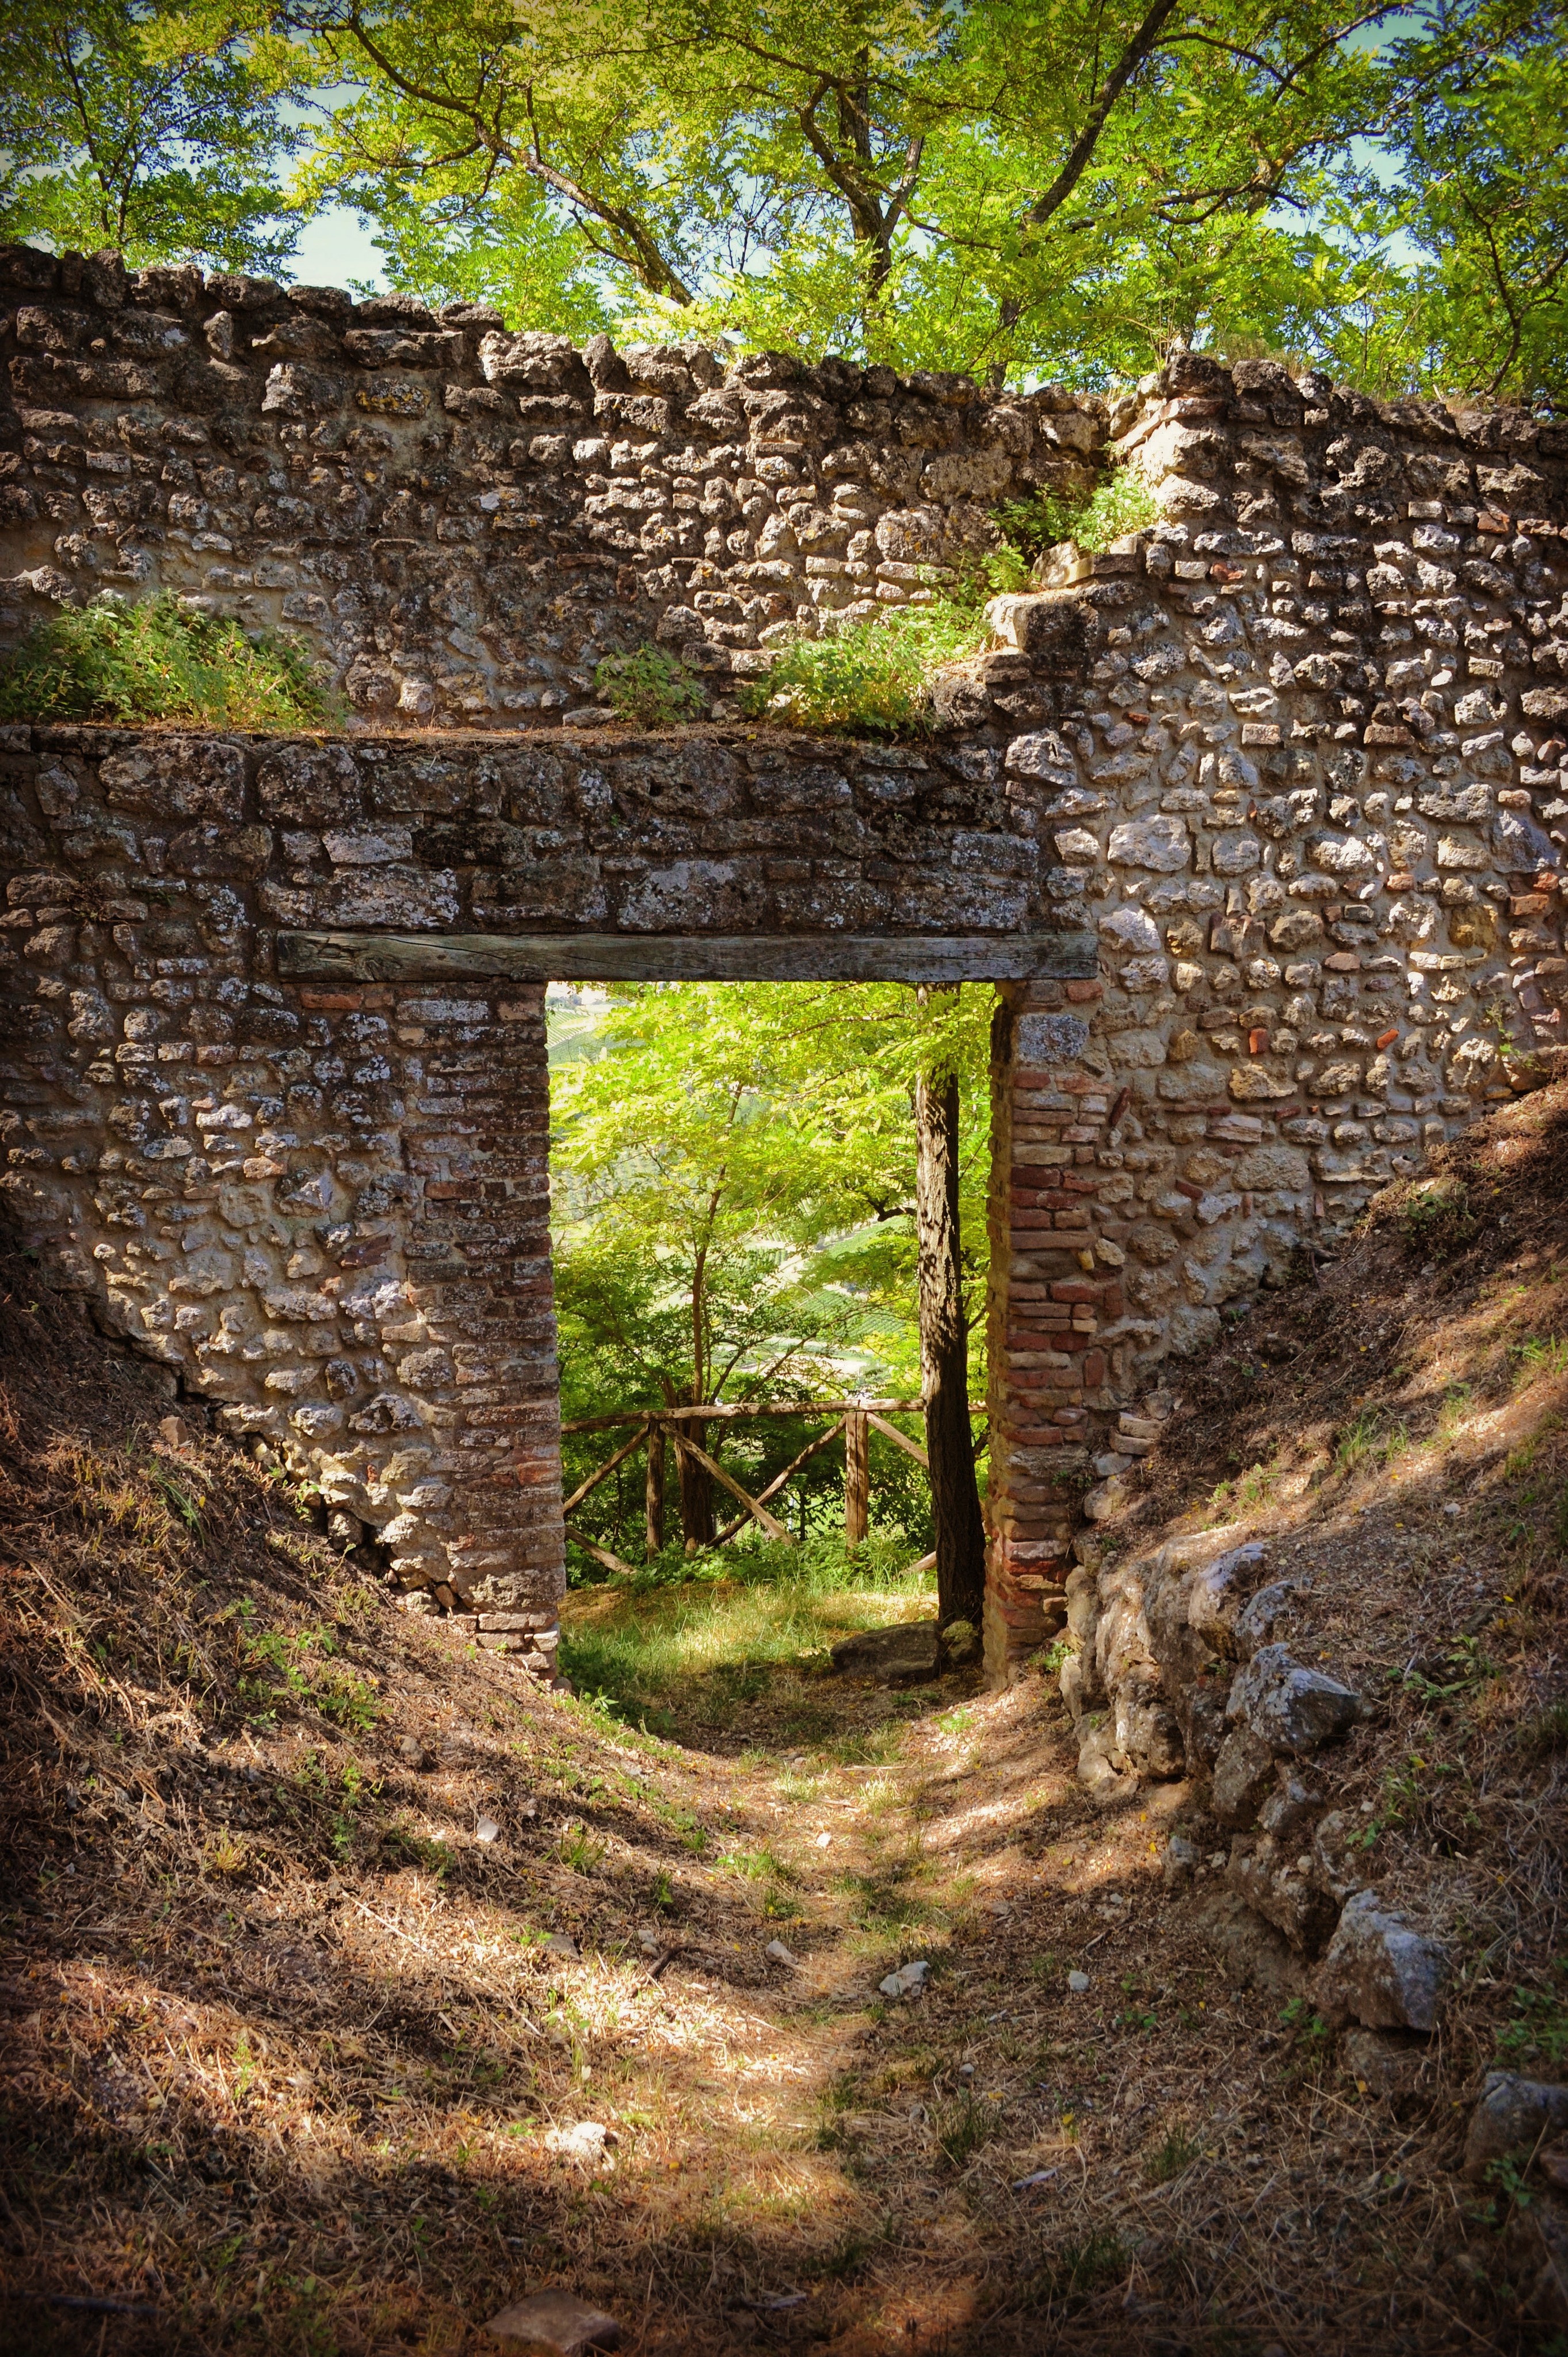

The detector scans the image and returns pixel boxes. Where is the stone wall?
[0,242,1100,727]
[5,246,1568,1682]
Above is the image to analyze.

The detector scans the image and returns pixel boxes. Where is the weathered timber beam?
[712,1417,847,1547]
[276,930,1097,986]
[676,1436,791,1541]
[562,1422,651,1516]
[864,1409,929,1470]
[563,1524,639,1578]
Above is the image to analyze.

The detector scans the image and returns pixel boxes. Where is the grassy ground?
[2,1088,1568,2353]
[558,1536,938,1746]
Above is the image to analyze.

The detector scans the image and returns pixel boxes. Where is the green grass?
[1144,2124,1202,2184]
[0,590,344,728]
[558,1530,934,1732]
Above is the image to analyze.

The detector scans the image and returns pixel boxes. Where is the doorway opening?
[543,975,995,1746]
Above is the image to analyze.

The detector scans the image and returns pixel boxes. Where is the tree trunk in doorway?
[644,1424,665,1557]
[915,1065,986,1629]
[677,1417,715,1551]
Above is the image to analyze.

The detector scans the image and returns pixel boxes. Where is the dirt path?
[10,1073,1568,2354]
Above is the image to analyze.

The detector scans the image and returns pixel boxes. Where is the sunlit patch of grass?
[558,1534,936,1732]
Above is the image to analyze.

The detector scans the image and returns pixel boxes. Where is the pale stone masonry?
[3,245,1567,1683]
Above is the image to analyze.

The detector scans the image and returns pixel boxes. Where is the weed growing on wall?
[595,643,707,725]
[0,592,342,728]
[996,467,1161,564]
[739,598,990,734]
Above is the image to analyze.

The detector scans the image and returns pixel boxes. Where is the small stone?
[1162,1833,1198,1889]
[815,1831,831,1849]
[895,1959,929,1991]
[1463,2072,1568,2179]
[1211,1726,1275,1829]
[544,1932,580,1959]
[1067,1970,1091,1993]
[485,2287,622,2349]
[1343,2027,1434,2103]
[1316,1890,1449,2031]
[765,1939,797,1967]
[637,1925,663,1954]
[157,1414,192,1451]
[543,2120,616,2166]
[940,1618,981,1666]
[476,1814,501,1844]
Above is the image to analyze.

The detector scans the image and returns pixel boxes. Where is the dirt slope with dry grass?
[1,1090,1567,2357]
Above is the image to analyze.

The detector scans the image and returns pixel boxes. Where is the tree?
[914,1010,987,1631]
[1379,0,1568,404]
[252,0,1450,382]
[0,0,303,272]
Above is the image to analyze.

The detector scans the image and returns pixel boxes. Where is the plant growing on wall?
[0,593,344,727]
[594,644,708,727]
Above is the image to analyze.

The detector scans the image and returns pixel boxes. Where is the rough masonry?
[3,243,1568,1688]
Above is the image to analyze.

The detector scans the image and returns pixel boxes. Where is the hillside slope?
[0,1089,1566,2355]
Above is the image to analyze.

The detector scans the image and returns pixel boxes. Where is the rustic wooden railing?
[556,1398,987,1577]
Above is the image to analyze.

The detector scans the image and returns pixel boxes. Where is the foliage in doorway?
[548,980,993,1570]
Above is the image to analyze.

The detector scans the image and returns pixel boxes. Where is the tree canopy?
[7,0,1566,392]
[0,0,303,272]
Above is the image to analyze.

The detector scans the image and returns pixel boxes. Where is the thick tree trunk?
[644,1424,665,1557]
[915,1066,986,1629]
[677,1417,715,1551]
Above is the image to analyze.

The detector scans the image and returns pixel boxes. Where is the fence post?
[645,1423,665,1557]
[844,1409,869,1546]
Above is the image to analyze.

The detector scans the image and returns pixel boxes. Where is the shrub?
[0,591,342,728]
[994,468,1160,565]
[595,643,707,726]
[739,597,988,735]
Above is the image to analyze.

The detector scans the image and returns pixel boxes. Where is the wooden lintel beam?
[277,929,1097,986]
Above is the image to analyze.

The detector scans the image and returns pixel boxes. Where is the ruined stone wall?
[0,242,1100,727]
[6,247,1568,1682]
[998,348,1568,1549]
[0,718,1085,1651]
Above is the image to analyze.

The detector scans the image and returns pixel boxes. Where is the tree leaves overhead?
[0,0,304,272]
[13,0,1565,396]
[270,0,1424,380]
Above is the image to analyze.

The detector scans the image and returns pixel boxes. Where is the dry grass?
[3,1088,1568,2353]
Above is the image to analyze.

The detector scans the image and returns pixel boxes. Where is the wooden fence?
[557,1398,987,1577]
